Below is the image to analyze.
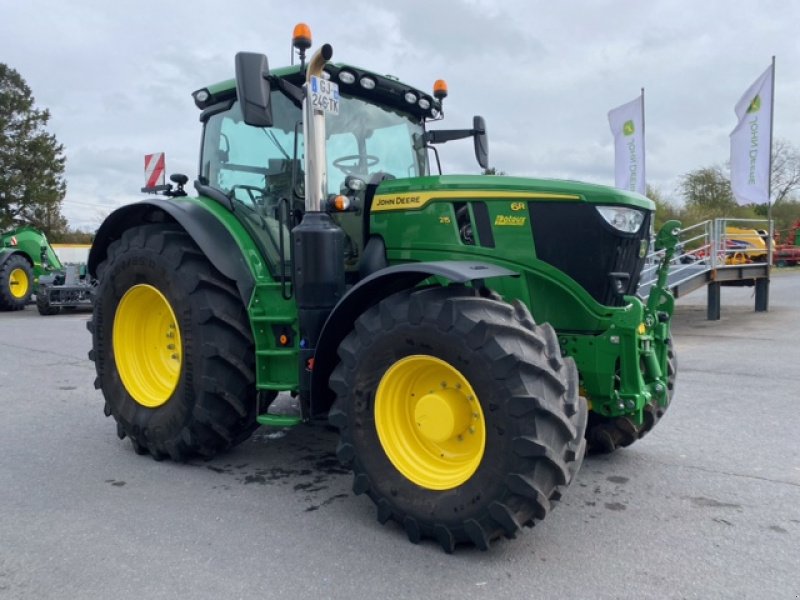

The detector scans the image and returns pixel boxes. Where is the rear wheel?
[0,255,34,310]
[329,286,586,552]
[88,223,258,460]
[586,338,677,454]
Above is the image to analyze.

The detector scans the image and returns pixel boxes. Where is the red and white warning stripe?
[144,152,166,188]
[10,236,17,246]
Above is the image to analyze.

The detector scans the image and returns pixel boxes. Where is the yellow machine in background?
[723,226,773,264]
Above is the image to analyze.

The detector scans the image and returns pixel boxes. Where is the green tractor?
[0,225,64,310]
[87,27,679,552]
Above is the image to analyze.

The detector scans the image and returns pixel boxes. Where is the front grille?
[528,202,651,306]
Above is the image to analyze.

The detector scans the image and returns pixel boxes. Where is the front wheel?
[0,255,34,310]
[88,223,258,460]
[329,286,587,552]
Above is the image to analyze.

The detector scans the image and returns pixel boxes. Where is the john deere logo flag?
[730,63,773,205]
[608,94,645,194]
[623,120,635,136]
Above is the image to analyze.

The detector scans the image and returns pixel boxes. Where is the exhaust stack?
[303,43,333,212]
[293,41,344,417]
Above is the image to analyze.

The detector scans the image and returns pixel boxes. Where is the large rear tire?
[586,338,677,454]
[88,223,258,460]
[0,255,34,311]
[329,286,587,552]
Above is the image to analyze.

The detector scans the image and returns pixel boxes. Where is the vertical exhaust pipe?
[303,43,333,212]
[293,42,344,417]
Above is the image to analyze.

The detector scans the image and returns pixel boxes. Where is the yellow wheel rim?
[375,355,486,490]
[113,284,182,408]
[9,268,29,299]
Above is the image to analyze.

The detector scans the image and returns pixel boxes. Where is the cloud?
[2,0,799,229]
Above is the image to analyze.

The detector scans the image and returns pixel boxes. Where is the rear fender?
[88,199,255,304]
[310,260,518,417]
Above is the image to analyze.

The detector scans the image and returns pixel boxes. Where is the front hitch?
[647,219,681,318]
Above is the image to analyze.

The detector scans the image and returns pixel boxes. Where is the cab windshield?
[200,89,427,207]
[325,96,428,190]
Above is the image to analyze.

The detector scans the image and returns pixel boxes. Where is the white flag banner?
[730,64,773,205]
[608,95,645,194]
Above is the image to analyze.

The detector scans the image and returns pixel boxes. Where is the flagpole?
[641,87,646,194]
[767,56,776,230]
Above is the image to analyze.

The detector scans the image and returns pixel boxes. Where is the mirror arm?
[423,128,476,144]
[271,76,304,108]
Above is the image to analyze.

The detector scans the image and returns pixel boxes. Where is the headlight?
[596,206,645,233]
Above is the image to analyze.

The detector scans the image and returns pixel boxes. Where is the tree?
[0,64,67,236]
[482,167,506,175]
[679,166,737,218]
[769,138,800,205]
[646,184,682,234]
[769,199,800,242]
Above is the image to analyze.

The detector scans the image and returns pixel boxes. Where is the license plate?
[310,76,339,115]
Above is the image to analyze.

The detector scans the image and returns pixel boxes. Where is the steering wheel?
[229,184,267,204]
[333,154,379,175]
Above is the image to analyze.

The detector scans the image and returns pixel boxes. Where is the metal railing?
[639,218,772,295]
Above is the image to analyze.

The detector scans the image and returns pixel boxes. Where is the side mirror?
[234,52,273,127]
[473,116,488,169]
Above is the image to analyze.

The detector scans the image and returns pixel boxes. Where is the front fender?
[88,199,255,304]
[310,260,518,416]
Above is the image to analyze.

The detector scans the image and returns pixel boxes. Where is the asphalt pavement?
[1,272,798,599]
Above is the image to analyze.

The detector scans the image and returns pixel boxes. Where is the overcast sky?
[2,0,798,229]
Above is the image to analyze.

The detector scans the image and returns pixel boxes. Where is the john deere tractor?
[88,25,679,552]
[0,225,63,310]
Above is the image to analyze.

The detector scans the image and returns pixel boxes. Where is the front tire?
[329,286,586,552]
[0,255,34,310]
[88,223,258,460]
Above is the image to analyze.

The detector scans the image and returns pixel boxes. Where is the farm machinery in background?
[0,225,94,314]
[678,222,773,266]
[36,252,95,315]
[0,225,62,310]
[682,221,800,268]
[773,220,800,267]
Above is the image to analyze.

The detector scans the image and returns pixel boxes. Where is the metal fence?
[638,218,772,318]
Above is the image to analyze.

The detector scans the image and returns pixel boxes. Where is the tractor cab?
[193,50,485,279]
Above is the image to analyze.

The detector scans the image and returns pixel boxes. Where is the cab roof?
[192,62,441,121]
